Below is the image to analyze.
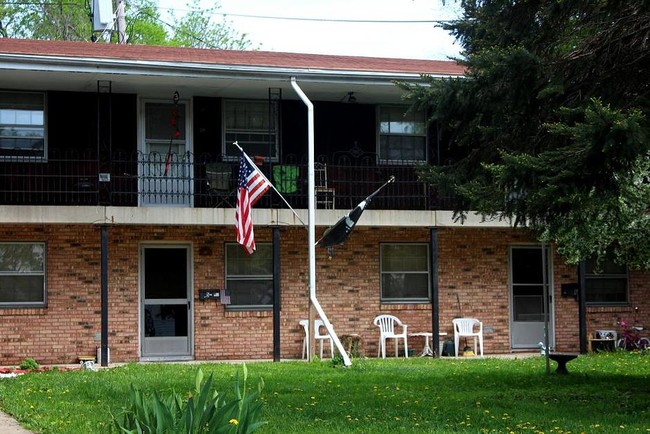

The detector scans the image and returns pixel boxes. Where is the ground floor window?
[584,255,628,304]
[225,243,273,308]
[380,243,430,303]
[0,242,46,307]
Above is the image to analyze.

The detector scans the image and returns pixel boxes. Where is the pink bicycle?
[616,320,649,351]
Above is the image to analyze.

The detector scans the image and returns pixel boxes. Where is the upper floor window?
[0,91,46,160]
[378,105,426,163]
[0,242,46,307]
[584,256,628,304]
[223,100,278,162]
[380,243,430,303]
[225,243,273,309]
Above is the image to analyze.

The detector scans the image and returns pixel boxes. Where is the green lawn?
[0,352,648,433]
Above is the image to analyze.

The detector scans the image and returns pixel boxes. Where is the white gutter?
[291,77,352,367]
[0,53,457,82]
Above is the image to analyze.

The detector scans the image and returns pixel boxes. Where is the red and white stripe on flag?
[235,152,271,254]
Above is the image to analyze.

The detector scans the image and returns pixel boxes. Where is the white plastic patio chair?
[373,314,408,358]
[300,319,334,359]
[452,318,484,357]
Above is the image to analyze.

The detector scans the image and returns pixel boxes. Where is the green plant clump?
[112,365,265,433]
[18,358,39,370]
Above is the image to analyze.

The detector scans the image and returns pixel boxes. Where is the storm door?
[509,245,554,349]
[139,99,193,206]
[141,245,193,359]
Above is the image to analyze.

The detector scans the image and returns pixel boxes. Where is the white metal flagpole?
[291,77,352,367]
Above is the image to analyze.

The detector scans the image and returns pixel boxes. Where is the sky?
[156,0,463,60]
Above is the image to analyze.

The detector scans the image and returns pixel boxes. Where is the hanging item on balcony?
[164,90,181,176]
[316,176,395,247]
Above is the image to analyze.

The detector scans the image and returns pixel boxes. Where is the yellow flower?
[229,418,239,426]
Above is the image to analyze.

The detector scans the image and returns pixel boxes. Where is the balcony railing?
[0,151,457,210]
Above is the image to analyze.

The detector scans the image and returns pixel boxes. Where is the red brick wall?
[1,223,648,365]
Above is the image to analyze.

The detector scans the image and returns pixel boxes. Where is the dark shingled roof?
[0,38,465,76]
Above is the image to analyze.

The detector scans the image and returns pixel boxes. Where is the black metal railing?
[0,151,458,210]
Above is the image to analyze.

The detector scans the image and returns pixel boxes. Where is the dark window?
[380,243,430,302]
[0,242,46,307]
[0,91,46,160]
[378,106,426,163]
[585,256,628,304]
[226,243,273,308]
[223,100,278,161]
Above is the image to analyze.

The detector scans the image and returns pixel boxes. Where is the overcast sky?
[155,0,463,60]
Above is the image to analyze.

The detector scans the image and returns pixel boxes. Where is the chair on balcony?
[315,162,335,209]
[205,162,233,207]
[452,318,484,357]
[373,314,408,358]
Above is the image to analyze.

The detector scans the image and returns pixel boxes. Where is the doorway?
[141,245,193,359]
[509,245,554,349]
[139,99,193,206]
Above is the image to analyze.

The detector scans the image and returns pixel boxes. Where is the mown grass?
[0,352,648,433]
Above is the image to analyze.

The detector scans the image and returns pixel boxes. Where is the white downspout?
[291,77,352,367]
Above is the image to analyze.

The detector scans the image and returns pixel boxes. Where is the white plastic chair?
[300,319,334,359]
[373,314,408,358]
[452,318,484,357]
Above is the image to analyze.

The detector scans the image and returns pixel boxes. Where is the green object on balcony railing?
[273,165,299,194]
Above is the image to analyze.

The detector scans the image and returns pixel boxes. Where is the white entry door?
[509,246,554,349]
[139,100,193,207]
[141,245,193,359]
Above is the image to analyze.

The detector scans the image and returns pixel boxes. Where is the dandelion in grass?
[229,418,239,426]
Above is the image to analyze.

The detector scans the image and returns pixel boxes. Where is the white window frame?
[139,98,191,158]
[584,256,629,305]
[380,243,430,303]
[377,105,427,164]
[0,91,47,161]
[222,99,278,162]
[0,242,46,307]
[225,243,273,309]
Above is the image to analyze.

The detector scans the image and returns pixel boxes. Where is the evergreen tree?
[401,0,650,267]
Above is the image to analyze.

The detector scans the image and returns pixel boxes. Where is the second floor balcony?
[0,151,457,211]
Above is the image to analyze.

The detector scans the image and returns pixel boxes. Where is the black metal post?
[100,225,109,366]
[578,261,587,353]
[273,227,281,361]
[97,80,112,206]
[430,228,440,356]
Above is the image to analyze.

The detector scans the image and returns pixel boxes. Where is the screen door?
[509,245,554,349]
[141,245,192,358]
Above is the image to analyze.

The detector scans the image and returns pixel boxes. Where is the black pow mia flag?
[316,176,395,247]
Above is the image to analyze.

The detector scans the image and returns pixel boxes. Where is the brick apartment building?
[0,39,647,365]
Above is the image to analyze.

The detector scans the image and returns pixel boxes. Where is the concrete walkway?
[0,410,33,433]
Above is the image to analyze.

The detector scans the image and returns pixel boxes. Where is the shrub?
[112,365,265,433]
[19,358,39,371]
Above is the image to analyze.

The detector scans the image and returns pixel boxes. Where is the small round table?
[410,332,449,356]
[410,332,433,356]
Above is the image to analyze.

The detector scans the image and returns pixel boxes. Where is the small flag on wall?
[235,150,271,254]
[220,289,231,305]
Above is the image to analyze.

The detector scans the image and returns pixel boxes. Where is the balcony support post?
[100,224,109,367]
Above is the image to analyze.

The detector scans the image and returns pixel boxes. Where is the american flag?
[220,289,231,305]
[235,151,271,254]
